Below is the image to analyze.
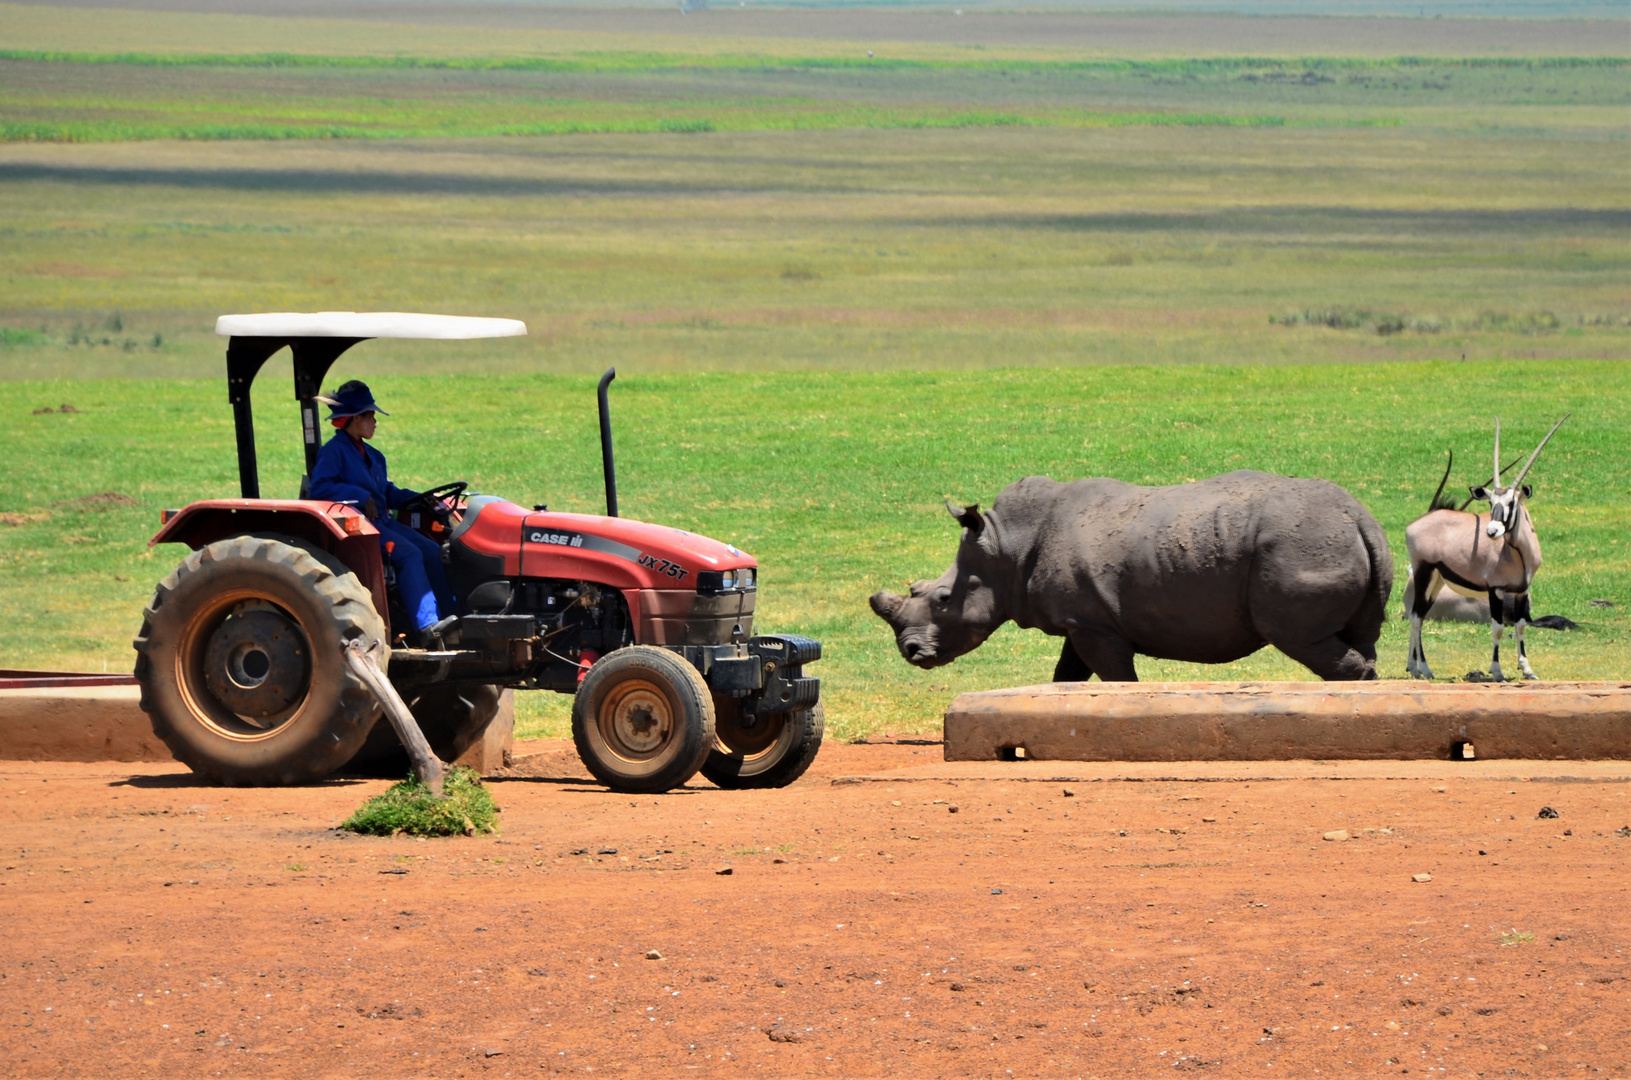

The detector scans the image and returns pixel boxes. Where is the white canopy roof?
[215,312,527,340]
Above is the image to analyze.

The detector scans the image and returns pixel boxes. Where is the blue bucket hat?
[314,379,389,422]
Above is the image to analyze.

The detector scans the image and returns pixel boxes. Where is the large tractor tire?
[133,535,386,786]
[571,646,714,794]
[345,682,504,776]
[701,698,824,789]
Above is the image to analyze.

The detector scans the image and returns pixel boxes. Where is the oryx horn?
[1510,414,1569,491]
[1491,417,1502,486]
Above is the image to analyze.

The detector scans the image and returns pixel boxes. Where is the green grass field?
[2,118,1625,380]
[0,3,1625,738]
[5,53,1625,143]
[2,364,1625,738]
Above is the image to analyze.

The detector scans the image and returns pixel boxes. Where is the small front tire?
[702,698,824,789]
[572,646,714,794]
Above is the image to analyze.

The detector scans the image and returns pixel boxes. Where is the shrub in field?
[341,765,498,837]
[1271,307,1605,336]
[1270,307,1372,330]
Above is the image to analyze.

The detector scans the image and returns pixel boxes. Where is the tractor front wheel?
[133,536,386,785]
[571,646,714,794]
[701,698,824,789]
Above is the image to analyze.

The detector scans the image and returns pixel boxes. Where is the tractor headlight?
[698,568,756,593]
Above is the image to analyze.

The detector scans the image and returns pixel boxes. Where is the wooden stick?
[343,638,446,797]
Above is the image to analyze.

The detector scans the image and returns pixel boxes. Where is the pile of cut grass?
[340,765,498,837]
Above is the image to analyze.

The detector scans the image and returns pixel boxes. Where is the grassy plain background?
[0,3,1625,736]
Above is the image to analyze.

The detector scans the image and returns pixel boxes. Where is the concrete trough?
[944,680,1631,763]
[0,672,165,763]
[0,670,515,772]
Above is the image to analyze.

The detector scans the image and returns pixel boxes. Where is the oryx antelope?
[1400,450,1538,624]
[1404,416,1568,681]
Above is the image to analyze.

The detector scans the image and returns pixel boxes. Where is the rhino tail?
[1346,509,1394,657]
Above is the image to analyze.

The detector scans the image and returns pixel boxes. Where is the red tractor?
[134,313,822,793]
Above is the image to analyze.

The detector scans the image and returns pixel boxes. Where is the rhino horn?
[869,590,906,623]
[945,499,984,537]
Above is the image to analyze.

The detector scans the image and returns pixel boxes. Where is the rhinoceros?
[869,471,1393,682]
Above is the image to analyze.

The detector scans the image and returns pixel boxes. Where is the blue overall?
[308,432,454,632]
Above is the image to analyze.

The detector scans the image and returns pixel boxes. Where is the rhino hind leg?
[1276,633,1377,681]
[1067,631,1138,683]
[1053,638,1094,683]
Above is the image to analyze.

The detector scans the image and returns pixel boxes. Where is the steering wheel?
[402,481,468,514]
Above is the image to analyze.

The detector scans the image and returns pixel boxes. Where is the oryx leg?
[1511,591,1538,680]
[1407,563,1441,679]
[1487,590,1507,683]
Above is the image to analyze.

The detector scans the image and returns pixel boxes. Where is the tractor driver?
[309,380,456,643]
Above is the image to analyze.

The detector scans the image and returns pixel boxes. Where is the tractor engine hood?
[451,496,757,590]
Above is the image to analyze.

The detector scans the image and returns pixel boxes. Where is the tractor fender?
[152,500,389,629]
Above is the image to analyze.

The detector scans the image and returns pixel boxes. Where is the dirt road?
[2,741,1627,1078]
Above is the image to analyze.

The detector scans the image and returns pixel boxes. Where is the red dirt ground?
[2,740,1627,1079]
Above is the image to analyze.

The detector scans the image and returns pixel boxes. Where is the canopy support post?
[225,337,285,500]
[291,338,366,493]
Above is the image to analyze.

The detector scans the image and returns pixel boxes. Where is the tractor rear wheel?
[701,698,824,789]
[133,536,386,785]
[571,646,714,794]
[346,682,504,775]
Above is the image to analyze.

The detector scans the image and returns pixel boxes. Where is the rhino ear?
[945,500,984,537]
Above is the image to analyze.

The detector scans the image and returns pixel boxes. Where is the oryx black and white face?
[1468,481,1533,539]
[1468,414,1563,540]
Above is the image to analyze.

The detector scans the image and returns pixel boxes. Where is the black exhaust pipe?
[597,367,619,518]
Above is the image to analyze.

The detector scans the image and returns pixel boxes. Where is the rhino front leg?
[1053,637,1094,683]
[1067,631,1138,682]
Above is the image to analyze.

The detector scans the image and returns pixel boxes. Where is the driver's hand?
[362,497,380,520]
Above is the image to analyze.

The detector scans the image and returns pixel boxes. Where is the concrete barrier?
[0,685,171,763]
[944,680,1631,762]
[454,689,515,774]
[0,682,517,774]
